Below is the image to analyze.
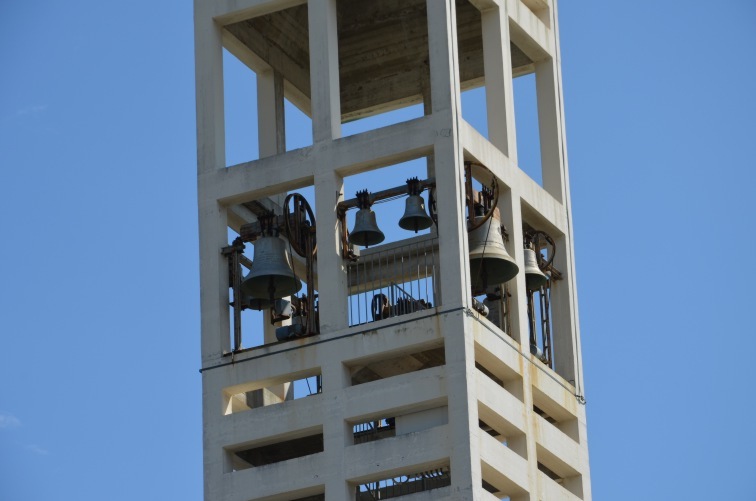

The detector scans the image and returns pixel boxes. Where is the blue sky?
[1,1,755,500]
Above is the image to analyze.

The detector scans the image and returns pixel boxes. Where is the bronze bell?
[349,208,385,247]
[524,246,548,290]
[399,194,433,233]
[241,235,302,300]
[469,214,519,293]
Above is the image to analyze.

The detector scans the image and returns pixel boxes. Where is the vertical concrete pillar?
[308,0,341,143]
[426,0,469,309]
[321,349,352,501]
[498,188,527,348]
[257,68,291,355]
[500,189,540,500]
[535,58,565,203]
[426,2,480,497]
[314,170,349,334]
[257,69,286,158]
[481,2,518,162]
[194,4,230,363]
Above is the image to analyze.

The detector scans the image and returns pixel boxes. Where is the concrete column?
[426,2,479,497]
[257,69,286,157]
[499,188,540,500]
[549,236,577,385]
[481,2,518,162]
[314,170,349,334]
[194,3,225,174]
[547,0,586,399]
[498,188,527,348]
[321,349,352,501]
[426,0,469,309]
[194,5,230,363]
[535,58,565,203]
[308,0,342,143]
[443,312,483,499]
[258,68,292,359]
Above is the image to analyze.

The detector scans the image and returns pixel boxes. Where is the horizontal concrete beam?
[217,396,325,449]
[479,432,530,495]
[534,413,582,478]
[476,371,526,436]
[466,0,552,61]
[221,451,325,501]
[344,424,451,483]
[211,0,307,26]
[530,362,580,422]
[200,115,438,206]
[204,310,451,396]
[507,0,553,62]
[537,470,582,501]
[343,365,447,423]
[472,318,524,382]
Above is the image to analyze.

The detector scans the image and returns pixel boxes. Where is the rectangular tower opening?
[355,466,451,500]
[348,345,445,386]
[457,0,487,140]
[520,208,579,383]
[228,429,324,471]
[224,186,320,351]
[223,48,260,166]
[224,372,322,415]
[341,159,440,327]
[513,72,543,185]
[536,458,584,499]
[285,97,314,151]
[350,406,448,446]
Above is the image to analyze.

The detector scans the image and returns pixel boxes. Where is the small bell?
[349,189,385,247]
[524,246,548,290]
[398,178,433,233]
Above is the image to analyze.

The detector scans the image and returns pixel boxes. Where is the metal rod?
[338,177,436,211]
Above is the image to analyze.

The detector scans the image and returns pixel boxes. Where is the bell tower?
[194,0,591,500]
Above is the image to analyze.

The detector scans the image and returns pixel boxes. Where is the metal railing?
[347,236,439,327]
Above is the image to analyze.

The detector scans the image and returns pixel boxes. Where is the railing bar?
[359,260,365,325]
[424,242,429,305]
[348,265,353,326]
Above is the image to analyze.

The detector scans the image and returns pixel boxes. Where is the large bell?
[241,236,302,299]
[399,195,434,232]
[469,215,519,293]
[524,247,548,290]
[349,208,385,247]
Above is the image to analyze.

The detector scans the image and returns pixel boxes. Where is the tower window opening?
[523,225,561,368]
[348,346,445,386]
[224,372,322,415]
[355,466,451,500]
[228,431,324,471]
[352,417,397,445]
[340,161,439,326]
[225,191,319,351]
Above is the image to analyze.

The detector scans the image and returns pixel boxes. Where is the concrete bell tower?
[194,0,591,500]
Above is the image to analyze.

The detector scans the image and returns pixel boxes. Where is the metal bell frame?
[223,194,321,351]
[337,177,437,260]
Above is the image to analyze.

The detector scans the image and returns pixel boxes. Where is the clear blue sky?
[1,1,755,500]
